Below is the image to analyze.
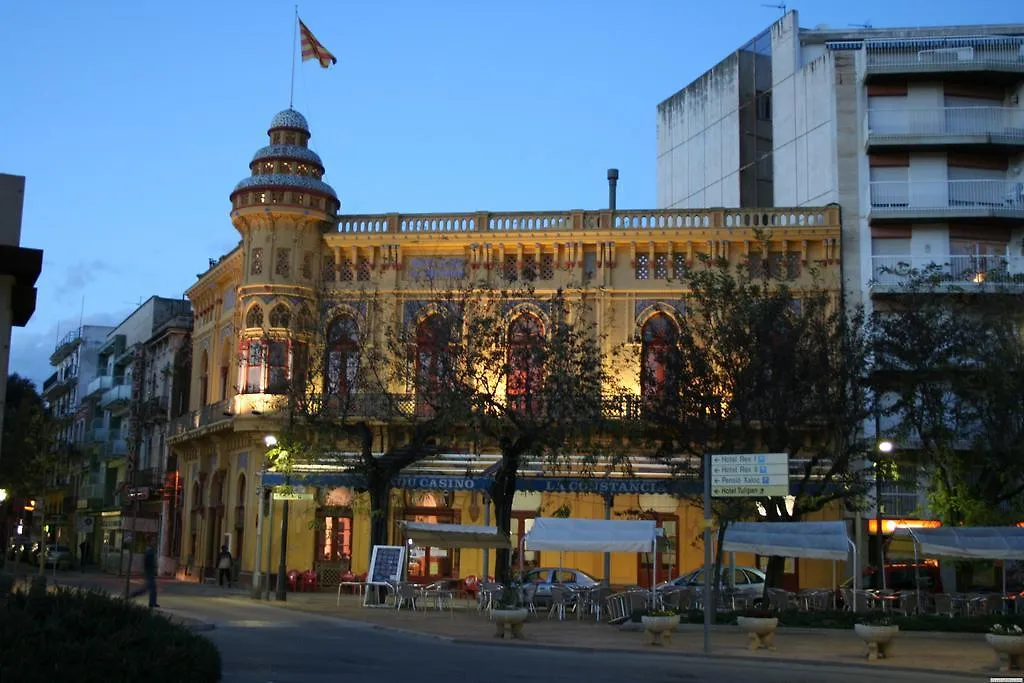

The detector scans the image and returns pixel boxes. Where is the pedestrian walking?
[129,543,159,608]
[217,545,233,587]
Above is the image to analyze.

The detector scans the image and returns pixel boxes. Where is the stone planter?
[737,616,779,651]
[985,634,1024,672]
[854,623,899,660]
[491,608,529,639]
[641,615,681,646]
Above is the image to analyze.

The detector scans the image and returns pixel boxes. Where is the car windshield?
[574,571,597,586]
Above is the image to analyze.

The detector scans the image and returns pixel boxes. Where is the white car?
[657,566,766,598]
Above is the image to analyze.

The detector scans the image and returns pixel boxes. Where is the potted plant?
[641,608,681,646]
[854,612,899,660]
[490,585,529,640]
[986,624,1024,672]
[736,607,778,651]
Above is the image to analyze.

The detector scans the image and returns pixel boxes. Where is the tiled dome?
[268,109,309,133]
[233,174,338,200]
[250,144,323,167]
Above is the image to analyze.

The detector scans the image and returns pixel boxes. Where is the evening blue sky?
[4,0,1022,387]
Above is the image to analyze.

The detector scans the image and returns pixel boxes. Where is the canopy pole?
[912,533,921,614]
[1002,562,1008,615]
[482,497,490,581]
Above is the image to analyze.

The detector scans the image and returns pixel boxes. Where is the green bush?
[0,586,221,683]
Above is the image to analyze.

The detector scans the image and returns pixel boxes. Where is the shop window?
[506,313,545,416]
[402,505,458,581]
[316,511,353,566]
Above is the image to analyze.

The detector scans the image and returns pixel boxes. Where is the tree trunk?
[490,452,520,586]
[367,472,391,566]
[762,555,786,603]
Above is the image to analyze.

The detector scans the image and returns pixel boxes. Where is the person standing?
[130,544,159,608]
[217,544,233,587]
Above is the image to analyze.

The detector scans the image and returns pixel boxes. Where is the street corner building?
[166,107,846,592]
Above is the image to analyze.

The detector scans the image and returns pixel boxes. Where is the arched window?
[415,314,452,417]
[325,315,359,398]
[506,313,545,416]
[640,312,680,410]
[245,304,264,329]
[199,349,209,406]
[268,304,291,329]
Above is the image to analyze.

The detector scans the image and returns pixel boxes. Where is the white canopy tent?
[897,526,1024,608]
[400,522,512,549]
[524,518,664,597]
[721,520,858,593]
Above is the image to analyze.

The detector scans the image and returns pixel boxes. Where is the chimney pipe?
[607,168,619,211]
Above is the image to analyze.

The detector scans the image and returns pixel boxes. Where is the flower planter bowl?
[491,608,529,639]
[854,623,899,660]
[985,634,1024,672]
[641,615,681,646]
[737,616,779,651]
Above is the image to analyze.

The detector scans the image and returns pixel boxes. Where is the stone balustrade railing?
[334,206,839,235]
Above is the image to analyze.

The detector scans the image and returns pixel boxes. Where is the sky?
[4,0,1022,388]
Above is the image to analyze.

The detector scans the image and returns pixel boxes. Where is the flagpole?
[289,5,298,109]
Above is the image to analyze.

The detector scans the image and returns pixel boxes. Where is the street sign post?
[710,453,789,498]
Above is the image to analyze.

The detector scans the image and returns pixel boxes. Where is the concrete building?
[78,296,192,574]
[656,11,1024,550]
[167,109,845,591]
[0,173,43,470]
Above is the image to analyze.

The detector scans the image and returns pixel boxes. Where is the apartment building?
[656,10,1024,551]
[78,297,192,573]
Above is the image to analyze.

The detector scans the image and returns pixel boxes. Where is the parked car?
[516,567,598,606]
[658,566,767,598]
[37,545,72,569]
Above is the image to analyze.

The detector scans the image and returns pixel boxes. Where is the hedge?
[0,577,221,683]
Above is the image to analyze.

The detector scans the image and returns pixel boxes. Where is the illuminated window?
[507,313,545,416]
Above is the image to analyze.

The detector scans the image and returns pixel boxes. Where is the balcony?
[84,426,110,443]
[871,254,1024,293]
[869,179,1024,221]
[865,37,1024,80]
[50,328,82,364]
[85,374,113,399]
[866,107,1024,151]
[101,382,132,411]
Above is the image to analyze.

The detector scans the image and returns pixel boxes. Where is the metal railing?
[100,383,132,408]
[869,179,1024,215]
[85,374,114,398]
[866,106,1024,140]
[870,253,1022,289]
[865,37,1024,75]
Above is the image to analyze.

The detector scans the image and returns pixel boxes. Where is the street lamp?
[264,435,278,448]
[252,435,277,598]
[875,440,894,591]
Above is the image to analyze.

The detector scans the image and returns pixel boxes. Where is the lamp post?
[876,439,894,591]
[251,435,275,597]
[265,435,290,602]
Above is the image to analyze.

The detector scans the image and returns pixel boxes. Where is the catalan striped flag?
[299,18,337,68]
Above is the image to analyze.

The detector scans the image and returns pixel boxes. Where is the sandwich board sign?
[363,545,406,607]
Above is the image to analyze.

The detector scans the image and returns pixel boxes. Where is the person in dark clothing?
[130,544,159,608]
[217,545,233,587]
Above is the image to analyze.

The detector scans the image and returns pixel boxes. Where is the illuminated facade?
[169,109,845,591]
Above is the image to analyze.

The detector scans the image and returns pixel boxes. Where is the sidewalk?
[223,591,1009,676]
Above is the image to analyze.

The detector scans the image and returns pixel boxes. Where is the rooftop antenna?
[761,2,786,17]
[78,295,85,331]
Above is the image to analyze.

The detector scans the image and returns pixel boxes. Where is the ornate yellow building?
[169,109,845,592]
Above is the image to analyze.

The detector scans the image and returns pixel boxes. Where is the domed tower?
[229,109,336,394]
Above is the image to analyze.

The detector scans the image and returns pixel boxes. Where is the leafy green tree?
[0,374,55,498]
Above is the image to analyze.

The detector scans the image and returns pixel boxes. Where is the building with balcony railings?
[656,10,1023,577]
[78,296,192,574]
[167,108,845,591]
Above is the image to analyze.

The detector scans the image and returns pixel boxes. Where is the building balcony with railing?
[866,107,1024,151]
[50,328,82,364]
[870,253,1024,292]
[864,36,1024,79]
[869,179,1024,220]
[100,382,132,410]
[84,374,113,399]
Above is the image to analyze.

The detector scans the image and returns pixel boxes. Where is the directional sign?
[272,492,314,501]
[711,453,789,497]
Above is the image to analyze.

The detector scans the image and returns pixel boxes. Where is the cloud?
[9,309,132,391]
[53,259,120,300]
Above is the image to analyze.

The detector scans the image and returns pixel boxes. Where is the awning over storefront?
[523,518,661,553]
[721,520,853,561]
[898,526,1024,560]
[400,522,512,549]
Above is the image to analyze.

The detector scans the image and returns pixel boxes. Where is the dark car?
[658,566,766,598]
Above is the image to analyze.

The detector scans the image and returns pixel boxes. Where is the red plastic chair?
[287,570,301,592]
[463,575,479,597]
[301,570,318,592]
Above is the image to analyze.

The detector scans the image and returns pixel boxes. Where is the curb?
[620,621,983,641]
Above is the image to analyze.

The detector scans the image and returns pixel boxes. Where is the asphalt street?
[154,595,986,683]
